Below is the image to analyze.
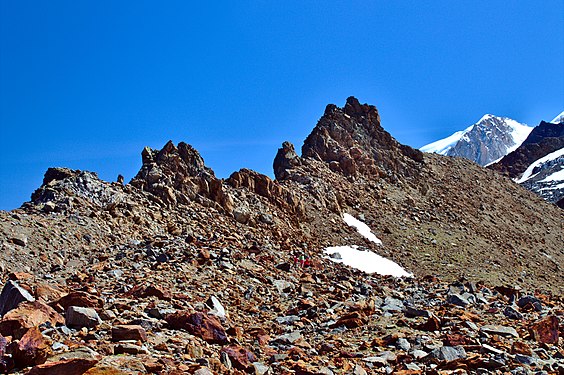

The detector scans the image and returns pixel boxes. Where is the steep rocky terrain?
[489,120,564,207]
[0,97,562,374]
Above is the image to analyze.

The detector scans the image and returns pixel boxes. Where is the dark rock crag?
[489,121,564,179]
[300,96,423,179]
[273,141,302,180]
[130,141,232,211]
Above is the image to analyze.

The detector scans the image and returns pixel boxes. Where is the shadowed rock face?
[489,121,564,179]
[488,121,564,206]
[273,141,302,181]
[301,96,423,179]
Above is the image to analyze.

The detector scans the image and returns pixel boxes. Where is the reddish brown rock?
[83,367,129,375]
[111,325,147,342]
[511,341,533,356]
[331,312,365,328]
[0,301,64,339]
[8,272,34,281]
[0,334,13,373]
[126,285,172,301]
[416,314,441,332]
[50,291,104,312]
[139,285,172,301]
[220,345,257,371]
[443,333,472,346]
[165,312,227,344]
[13,326,51,368]
[530,315,559,344]
[34,283,66,303]
[26,358,98,375]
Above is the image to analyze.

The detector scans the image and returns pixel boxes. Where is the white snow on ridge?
[551,111,564,124]
[507,119,534,150]
[343,213,382,244]
[516,148,564,183]
[539,168,564,183]
[324,246,413,277]
[420,115,532,159]
[420,125,473,155]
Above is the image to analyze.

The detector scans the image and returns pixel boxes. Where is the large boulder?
[0,301,64,339]
[165,311,227,344]
[0,280,35,317]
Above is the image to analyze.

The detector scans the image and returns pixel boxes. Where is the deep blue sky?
[1,1,563,210]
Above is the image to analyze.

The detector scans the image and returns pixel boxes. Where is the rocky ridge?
[0,97,563,374]
[489,120,564,207]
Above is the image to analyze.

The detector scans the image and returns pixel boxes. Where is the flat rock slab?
[111,325,147,342]
[480,324,519,338]
[65,306,102,328]
[431,345,467,362]
[26,358,98,375]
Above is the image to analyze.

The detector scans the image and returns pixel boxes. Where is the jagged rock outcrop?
[227,169,305,217]
[301,96,423,179]
[273,141,302,180]
[28,167,126,213]
[130,141,231,211]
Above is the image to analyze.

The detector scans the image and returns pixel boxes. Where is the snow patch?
[420,125,474,155]
[324,246,413,277]
[539,168,564,183]
[343,213,382,244]
[516,148,564,183]
[506,119,533,150]
[538,182,564,192]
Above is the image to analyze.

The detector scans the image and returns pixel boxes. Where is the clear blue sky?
[1,1,563,210]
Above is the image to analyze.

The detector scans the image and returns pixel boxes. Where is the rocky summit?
[0,97,563,374]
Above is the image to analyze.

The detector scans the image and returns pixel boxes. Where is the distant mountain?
[551,111,564,124]
[421,114,533,166]
[489,112,564,208]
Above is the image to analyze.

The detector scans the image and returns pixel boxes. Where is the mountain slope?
[421,114,533,166]
[0,97,563,374]
[3,97,561,293]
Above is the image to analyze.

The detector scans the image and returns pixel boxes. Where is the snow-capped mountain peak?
[421,114,533,166]
[419,125,472,155]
